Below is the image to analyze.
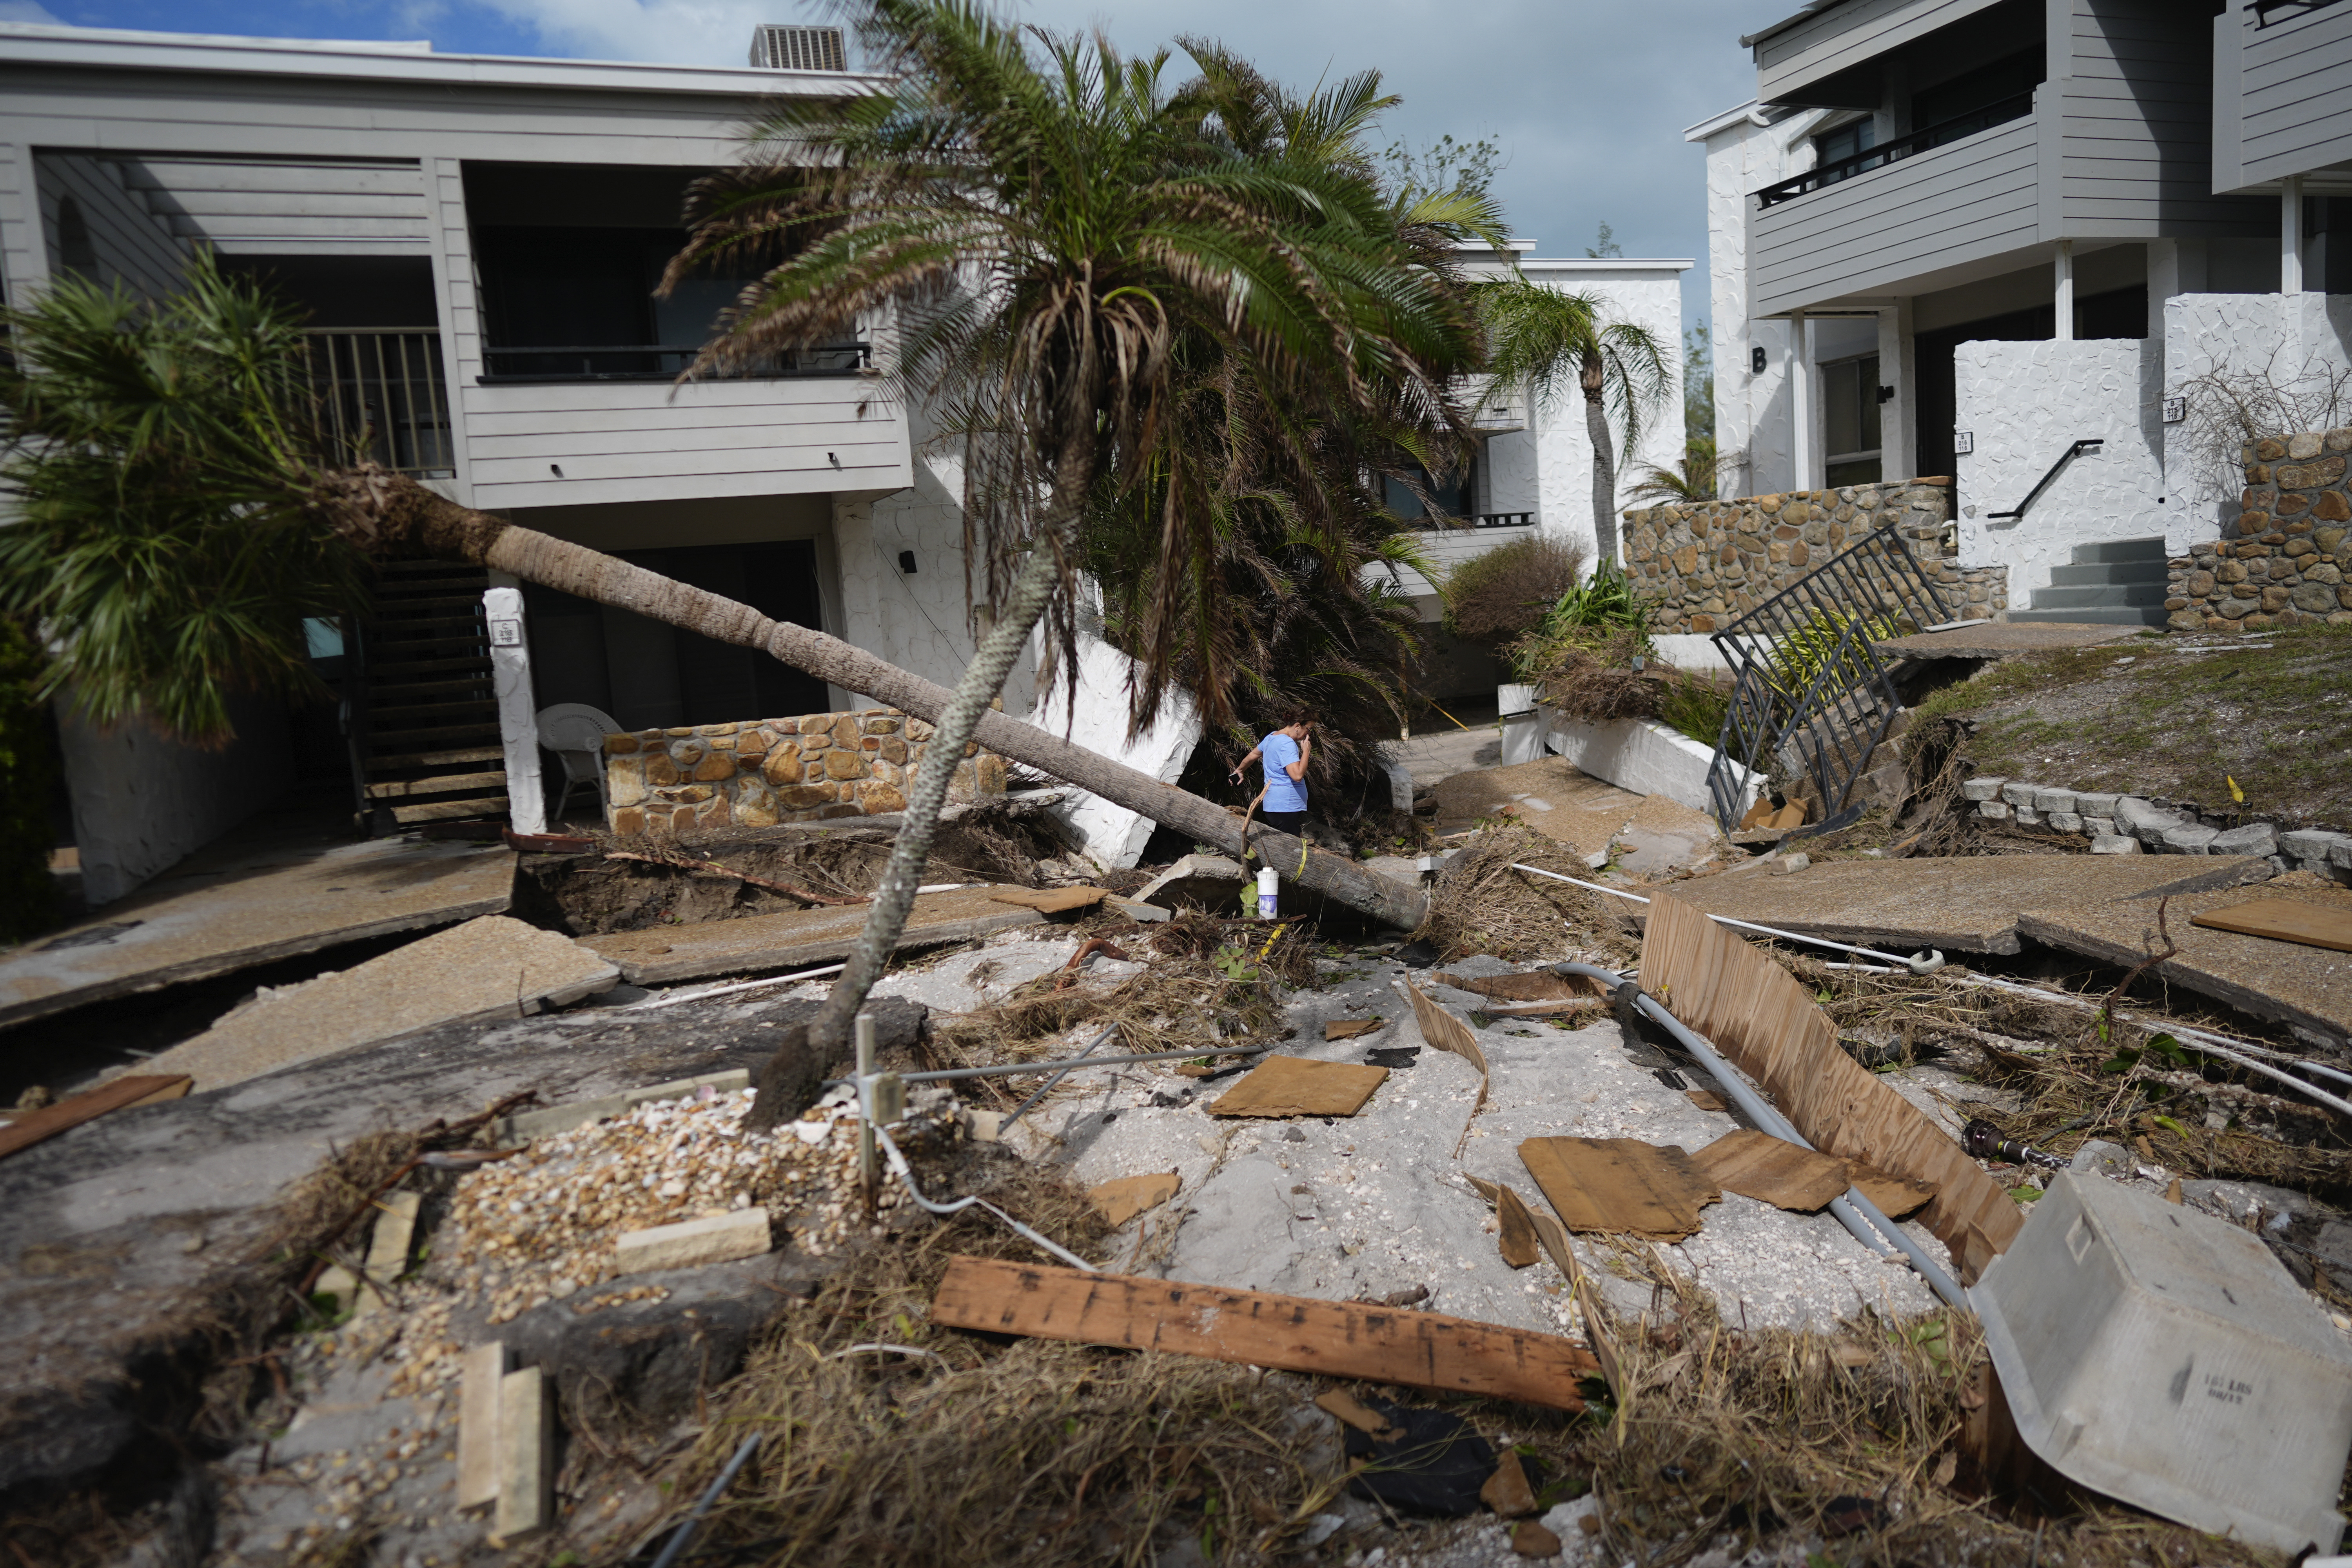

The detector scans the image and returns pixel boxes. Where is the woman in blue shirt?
[1230,713,1314,837]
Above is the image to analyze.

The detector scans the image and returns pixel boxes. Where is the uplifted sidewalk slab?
[1642,855,2272,955]
[0,824,514,1029]
[579,884,1044,984]
[2018,880,2352,1039]
[137,916,620,1091]
[1875,622,2140,660]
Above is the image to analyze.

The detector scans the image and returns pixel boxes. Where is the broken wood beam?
[0,1074,192,1161]
[930,1256,1597,1410]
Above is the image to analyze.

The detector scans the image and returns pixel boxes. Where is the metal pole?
[855,1012,877,1220]
[1005,1023,1117,1128]
[820,1042,1263,1091]
[1553,963,1968,1310]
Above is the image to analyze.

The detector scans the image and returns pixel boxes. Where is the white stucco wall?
[1951,338,2168,603]
[2161,291,2352,535]
[58,689,294,906]
[1693,104,1823,499]
[1460,255,1691,570]
[1027,636,1200,870]
[831,396,1037,715]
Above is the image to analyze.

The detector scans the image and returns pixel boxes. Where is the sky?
[5,0,1779,332]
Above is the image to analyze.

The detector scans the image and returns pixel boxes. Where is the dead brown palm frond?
[1416,825,1635,964]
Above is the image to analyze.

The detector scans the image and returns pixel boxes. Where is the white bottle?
[1256,866,1279,919]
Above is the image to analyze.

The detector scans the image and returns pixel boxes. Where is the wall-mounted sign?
[490,618,523,648]
[1751,345,1768,374]
[2162,396,2186,424]
[1953,431,1975,456]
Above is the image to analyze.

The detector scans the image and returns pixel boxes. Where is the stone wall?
[603,710,1005,837]
[2165,428,2352,630]
[1621,481,2007,635]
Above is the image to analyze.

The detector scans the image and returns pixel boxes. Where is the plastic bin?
[1973,1170,2352,1553]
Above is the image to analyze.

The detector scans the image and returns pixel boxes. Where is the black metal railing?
[479,341,871,383]
[1754,92,2036,207]
[305,329,454,477]
[1403,512,1534,530]
[1703,523,1950,835]
[1987,438,2102,520]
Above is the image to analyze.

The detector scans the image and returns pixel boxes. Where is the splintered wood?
[1088,1172,1181,1227]
[1691,1129,1942,1218]
[1205,1055,1388,1118]
[987,885,1112,913]
[0,1074,192,1161]
[1399,981,1490,1152]
[1517,1137,1721,1242]
[1638,893,2021,1277]
[931,1256,1599,1409]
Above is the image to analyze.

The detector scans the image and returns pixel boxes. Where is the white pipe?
[2284,175,2306,297]
[2054,240,2074,343]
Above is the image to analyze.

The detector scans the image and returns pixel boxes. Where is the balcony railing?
[305,329,454,479]
[1401,512,1534,530]
[1754,91,2035,207]
[479,341,872,383]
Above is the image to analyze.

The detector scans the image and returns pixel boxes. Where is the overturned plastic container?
[1974,1170,2352,1554]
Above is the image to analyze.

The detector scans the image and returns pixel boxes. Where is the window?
[1913,50,2043,132]
[1383,459,1474,524]
[1822,355,1882,487]
[1811,118,1879,188]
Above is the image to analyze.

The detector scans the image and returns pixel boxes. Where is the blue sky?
[10,0,1778,330]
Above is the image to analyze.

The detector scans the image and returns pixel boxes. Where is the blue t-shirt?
[1259,732,1309,812]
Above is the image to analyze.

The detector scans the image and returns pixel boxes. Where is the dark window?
[2076,285,2148,341]
[524,541,829,731]
[1913,50,2043,131]
[1812,119,1878,188]
[1384,460,1473,524]
[56,194,96,277]
[1913,303,2054,481]
[1823,355,1882,486]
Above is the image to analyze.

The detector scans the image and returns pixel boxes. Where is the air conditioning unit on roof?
[750,24,847,72]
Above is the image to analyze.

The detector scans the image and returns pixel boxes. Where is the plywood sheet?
[1638,894,2022,1276]
[1324,1018,1382,1041]
[2189,898,2352,954]
[1432,972,1604,1003]
[1089,1172,1181,1227]
[1849,1162,1938,1219]
[1205,1054,1388,1118]
[1518,1137,1720,1242]
[1401,981,1491,1151]
[932,1256,1598,1410]
[1692,1129,1851,1212]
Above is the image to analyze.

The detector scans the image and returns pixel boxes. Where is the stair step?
[388,796,510,825]
[367,744,505,773]
[365,769,508,800]
[365,721,503,752]
[2069,537,2168,565]
[2028,583,2169,609]
[2007,605,2171,626]
[367,637,491,663]
[368,697,498,724]
[2048,560,2169,586]
[366,676,496,702]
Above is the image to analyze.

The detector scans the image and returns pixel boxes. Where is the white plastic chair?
[536,703,621,824]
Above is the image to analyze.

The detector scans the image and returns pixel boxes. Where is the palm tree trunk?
[317,465,1427,922]
[1584,375,1619,567]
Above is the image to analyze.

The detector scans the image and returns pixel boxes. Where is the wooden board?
[1849,1162,1938,1220]
[2189,898,2352,954]
[1517,1137,1720,1242]
[987,885,1111,913]
[0,1074,192,1161]
[1432,972,1604,1003]
[1205,1054,1388,1118]
[1692,1129,1851,1212]
[1401,981,1491,1151]
[1638,894,2021,1278]
[1324,1018,1382,1041]
[1089,1172,1181,1227]
[931,1256,1598,1410]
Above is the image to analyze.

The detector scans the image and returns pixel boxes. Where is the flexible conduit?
[1552,961,1969,1309]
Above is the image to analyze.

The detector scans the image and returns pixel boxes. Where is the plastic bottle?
[1256,866,1278,919]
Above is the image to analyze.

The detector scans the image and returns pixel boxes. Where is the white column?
[485,585,546,835]
[2054,240,2074,342]
[1789,310,1813,491]
[1878,299,1916,482]
[2282,175,2305,296]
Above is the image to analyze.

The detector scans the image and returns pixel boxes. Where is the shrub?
[1440,534,1588,642]
[0,617,60,943]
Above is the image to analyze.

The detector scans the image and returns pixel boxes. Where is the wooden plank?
[1431,971,1603,1003]
[1691,1129,1851,1213]
[1517,1137,1719,1242]
[2190,898,2352,955]
[1205,1055,1388,1119]
[366,770,507,800]
[390,797,510,824]
[931,1256,1597,1410]
[1849,1162,1938,1219]
[1324,1018,1381,1041]
[1638,895,2023,1276]
[985,885,1110,914]
[1089,1172,1180,1228]
[0,1074,193,1161]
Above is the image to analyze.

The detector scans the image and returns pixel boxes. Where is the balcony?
[478,339,872,385]
[305,329,454,478]
[1755,92,2034,207]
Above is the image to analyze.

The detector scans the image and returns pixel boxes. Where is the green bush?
[1654,674,1731,748]
[1506,562,1654,680]
[1440,534,1588,642]
[0,618,60,943]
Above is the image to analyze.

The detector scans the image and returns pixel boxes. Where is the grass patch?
[1909,624,2352,824]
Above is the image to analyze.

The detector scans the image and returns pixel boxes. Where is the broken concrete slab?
[1134,854,1248,914]
[577,885,1044,984]
[1642,854,2274,955]
[1428,757,1639,855]
[136,916,620,1092]
[2016,880,2352,1041]
[0,826,514,1030]
[1875,622,2140,660]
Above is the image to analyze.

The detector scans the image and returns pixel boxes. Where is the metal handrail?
[303,328,453,478]
[480,340,870,383]
[1403,512,1533,530]
[1754,91,2036,207]
[1986,438,2102,520]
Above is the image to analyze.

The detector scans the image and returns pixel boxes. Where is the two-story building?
[0,20,1022,900]
[1690,0,2351,627]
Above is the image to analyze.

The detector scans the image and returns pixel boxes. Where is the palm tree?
[1628,435,1720,504]
[1475,276,1673,565]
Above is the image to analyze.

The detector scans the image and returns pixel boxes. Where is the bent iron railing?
[1703,523,1951,835]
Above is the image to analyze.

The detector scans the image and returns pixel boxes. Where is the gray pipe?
[1553,963,1969,1310]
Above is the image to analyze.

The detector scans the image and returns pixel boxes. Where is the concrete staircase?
[2009,537,2170,626]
